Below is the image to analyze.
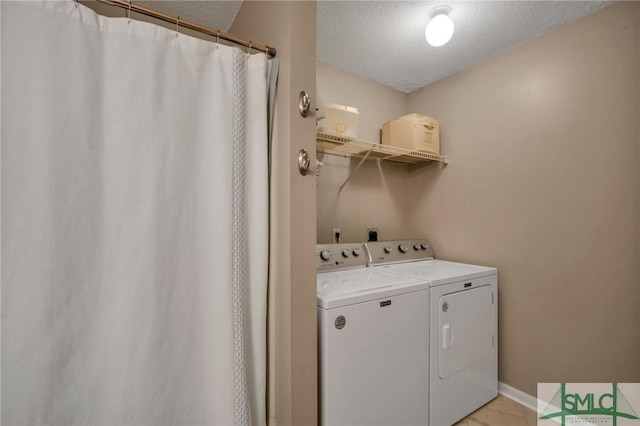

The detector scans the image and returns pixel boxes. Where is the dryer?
[364,240,498,426]
[317,243,429,426]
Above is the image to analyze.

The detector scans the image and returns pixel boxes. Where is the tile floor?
[453,395,538,426]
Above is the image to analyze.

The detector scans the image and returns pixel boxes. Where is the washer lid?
[375,260,496,287]
[317,268,426,309]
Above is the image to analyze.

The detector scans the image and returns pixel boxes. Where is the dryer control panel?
[364,239,435,265]
[317,243,367,272]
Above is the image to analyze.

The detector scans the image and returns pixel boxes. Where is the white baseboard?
[498,381,540,413]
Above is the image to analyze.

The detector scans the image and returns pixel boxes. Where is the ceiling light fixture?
[425,5,454,47]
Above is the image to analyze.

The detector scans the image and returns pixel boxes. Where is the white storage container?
[381,113,440,155]
[322,103,359,138]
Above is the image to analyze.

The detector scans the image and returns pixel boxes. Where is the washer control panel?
[317,243,367,272]
[364,239,435,265]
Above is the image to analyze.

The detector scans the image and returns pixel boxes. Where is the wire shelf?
[316,132,449,165]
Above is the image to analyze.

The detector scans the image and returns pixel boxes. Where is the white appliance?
[317,243,430,426]
[364,240,498,426]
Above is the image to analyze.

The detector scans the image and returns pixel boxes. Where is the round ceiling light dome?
[425,6,454,47]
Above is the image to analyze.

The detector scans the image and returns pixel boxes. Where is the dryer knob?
[399,244,408,253]
[384,246,393,254]
[352,248,361,257]
[341,249,350,258]
[320,250,332,261]
[421,244,428,250]
[413,244,421,251]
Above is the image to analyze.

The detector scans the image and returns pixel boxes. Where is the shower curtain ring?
[216,30,220,45]
[127,0,131,23]
[176,16,180,37]
[246,41,252,54]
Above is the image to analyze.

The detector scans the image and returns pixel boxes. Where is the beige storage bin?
[381,113,440,155]
[323,103,360,138]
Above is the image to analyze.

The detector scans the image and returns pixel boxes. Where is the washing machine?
[317,243,430,426]
[364,240,498,426]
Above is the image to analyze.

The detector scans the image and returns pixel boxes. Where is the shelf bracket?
[339,149,372,194]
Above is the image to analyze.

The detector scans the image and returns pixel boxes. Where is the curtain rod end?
[267,47,277,58]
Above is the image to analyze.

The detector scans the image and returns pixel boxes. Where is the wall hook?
[298,91,311,117]
[298,149,311,175]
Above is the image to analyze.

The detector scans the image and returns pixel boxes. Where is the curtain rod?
[94,0,277,58]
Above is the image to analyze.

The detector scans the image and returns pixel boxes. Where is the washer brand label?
[464,282,472,288]
[380,300,391,307]
[538,383,640,426]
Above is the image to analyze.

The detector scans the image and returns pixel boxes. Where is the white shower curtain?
[1,2,268,425]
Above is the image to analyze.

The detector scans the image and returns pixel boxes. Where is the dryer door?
[439,285,493,379]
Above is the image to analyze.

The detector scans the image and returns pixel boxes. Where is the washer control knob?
[352,248,361,257]
[341,249,350,258]
[413,244,421,251]
[399,244,408,253]
[320,250,331,261]
[421,244,428,250]
[384,246,393,254]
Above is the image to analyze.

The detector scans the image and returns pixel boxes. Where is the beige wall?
[316,62,417,243]
[317,62,408,144]
[407,2,640,396]
[231,2,318,425]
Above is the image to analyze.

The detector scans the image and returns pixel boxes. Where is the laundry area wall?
[317,61,414,243]
[317,1,640,397]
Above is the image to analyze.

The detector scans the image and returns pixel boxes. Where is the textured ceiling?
[137,1,243,33]
[136,1,612,94]
[317,1,612,93]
